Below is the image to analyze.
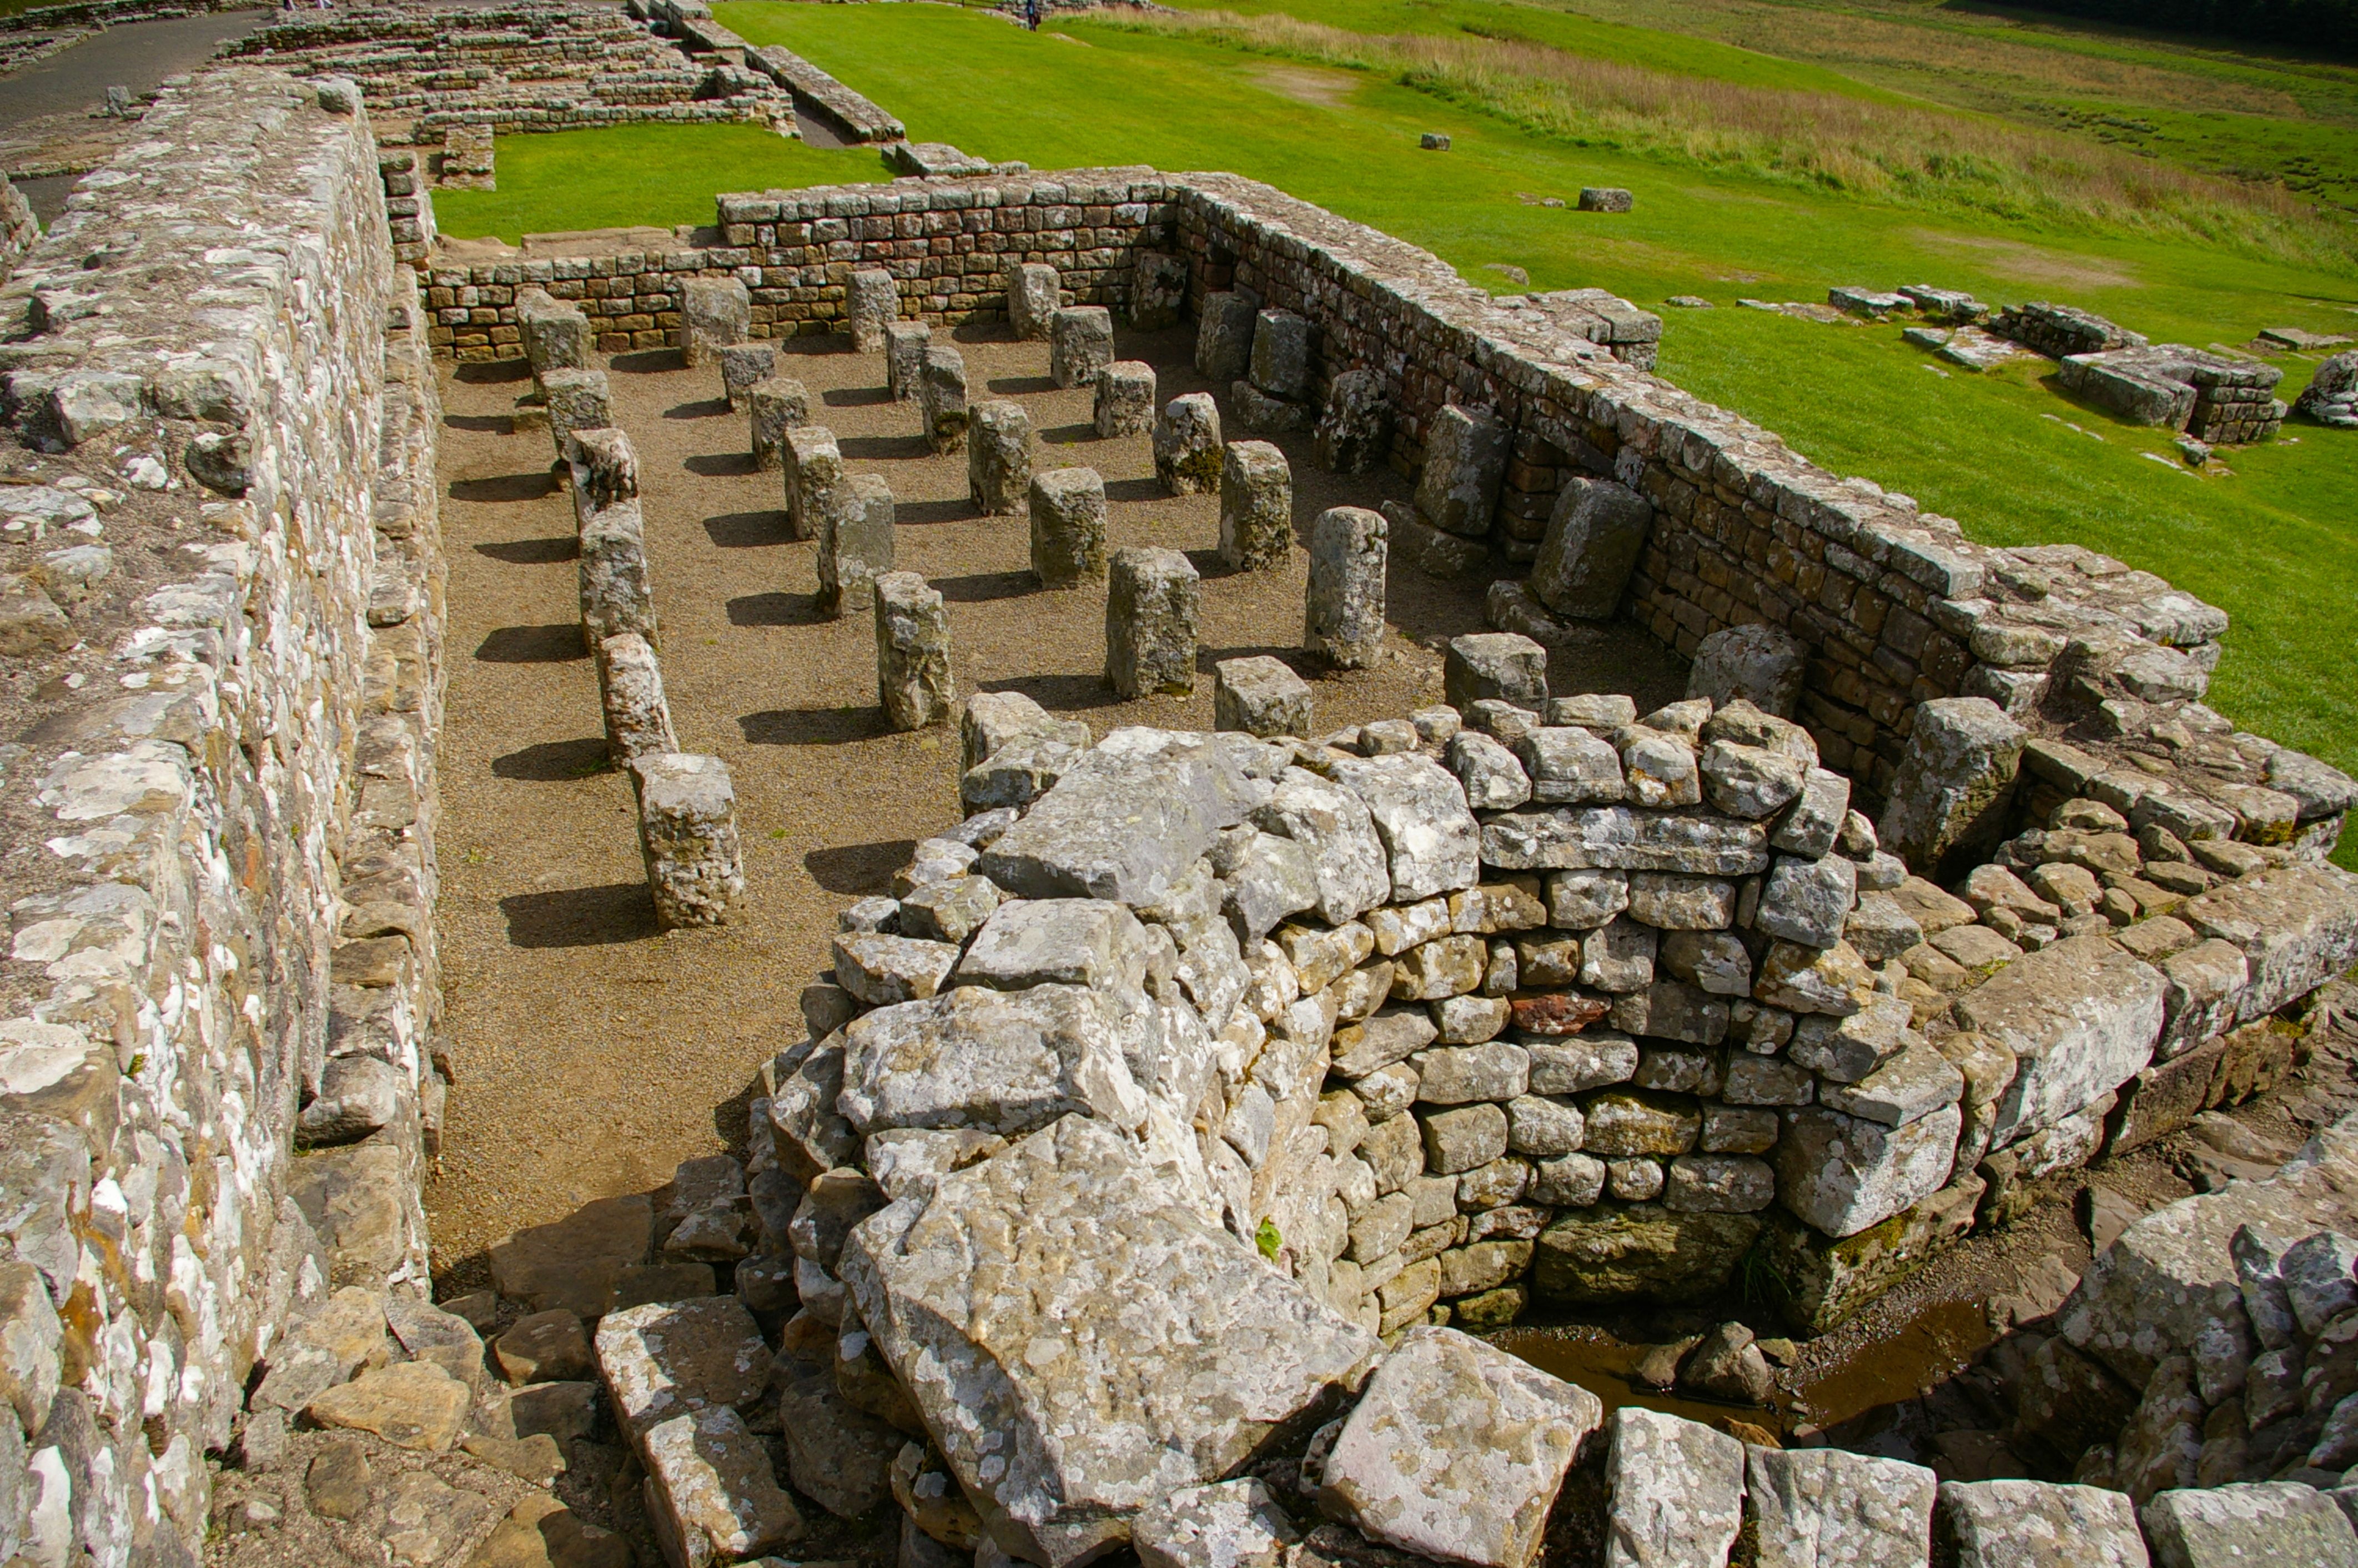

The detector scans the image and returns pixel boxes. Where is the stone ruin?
[4,53,2358,1568]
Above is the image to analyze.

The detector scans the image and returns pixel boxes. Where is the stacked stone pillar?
[876,571,953,730]
[719,343,776,411]
[969,401,1033,516]
[750,376,811,471]
[680,276,751,368]
[630,753,744,928]
[921,347,969,454]
[1155,394,1222,494]
[1050,306,1114,390]
[1030,467,1107,588]
[819,474,896,617]
[1220,440,1293,571]
[1094,363,1155,438]
[885,323,931,401]
[1007,260,1060,340]
[596,631,679,764]
[848,268,898,353]
[1105,547,1199,697]
[1306,505,1387,670]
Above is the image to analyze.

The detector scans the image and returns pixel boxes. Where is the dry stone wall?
[0,68,445,1562]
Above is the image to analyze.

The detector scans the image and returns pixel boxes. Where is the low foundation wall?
[0,67,444,1561]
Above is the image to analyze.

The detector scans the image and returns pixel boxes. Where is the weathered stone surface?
[1519,727,1624,807]
[922,346,969,453]
[1934,1479,2148,1568]
[1534,1205,1762,1303]
[1197,290,1259,383]
[841,1116,1379,1567]
[1157,393,1224,495]
[876,571,954,730]
[717,342,776,413]
[1254,767,1393,924]
[594,1296,772,1438]
[2176,864,2358,1025]
[631,753,743,929]
[833,933,961,1005]
[1603,1408,1744,1568]
[1032,466,1109,587]
[1097,361,1157,438]
[1952,935,2163,1149]
[1776,1105,1960,1238]
[748,375,809,470]
[307,1363,471,1452]
[1306,507,1388,670]
[848,267,898,353]
[777,1365,901,1519]
[679,276,750,367]
[1008,260,1062,340]
[1133,1478,1301,1568]
[495,1308,592,1385]
[596,632,678,765]
[1052,305,1115,390]
[837,983,1147,1138]
[782,422,845,543]
[1327,752,1481,902]
[1482,807,1770,877]
[2140,1481,2358,1568]
[969,400,1034,516]
[1878,698,2025,874]
[1416,404,1509,539]
[1217,656,1315,738]
[818,471,896,617]
[1105,546,1200,698]
[643,1405,803,1566]
[1221,440,1294,571]
[1316,368,1391,475]
[1531,480,1653,620]
[1688,625,1808,717]
[1446,633,1548,710]
[980,727,1269,904]
[1321,1327,1602,1568]
[1249,309,1314,400]
[579,496,657,651]
[1743,1445,1937,1568]
[886,322,932,403]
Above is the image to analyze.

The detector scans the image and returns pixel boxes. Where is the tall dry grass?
[1102,8,2357,270]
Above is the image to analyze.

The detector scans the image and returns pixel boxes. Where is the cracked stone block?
[1106,547,1200,698]
[886,321,932,403]
[1220,440,1293,571]
[1531,479,1654,620]
[643,1405,804,1567]
[597,632,679,765]
[1315,368,1391,476]
[1603,1408,1743,1568]
[876,571,954,730]
[1196,290,1259,384]
[1446,633,1548,710]
[717,343,775,413]
[579,497,657,654]
[1774,1104,1960,1238]
[1008,261,1062,340]
[1095,361,1156,438]
[1415,404,1509,539]
[1215,656,1314,738]
[1157,393,1224,494]
[1249,309,1313,401]
[1031,467,1108,587]
[1129,249,1189,331]
[1877,697,2025,876]
[1687,624,1808,717]
[1305,506,1387,671]
[1051,305,1115,390]
[680,277,750,368]
[748,376,810,471]
[848,268,898,354]
[921,346,969,454]
[630,755,745,928]
[969,400,1034,515]
[783,424,846,544]
[819,474,896,617]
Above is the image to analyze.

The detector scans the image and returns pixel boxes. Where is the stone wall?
[0,67,444,1563]
[0,179,36,287]
[0,0,240,34]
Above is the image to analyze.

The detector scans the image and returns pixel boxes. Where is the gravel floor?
[421,319,1687,1287]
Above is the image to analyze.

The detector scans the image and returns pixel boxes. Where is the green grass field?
[433,0,2358,851]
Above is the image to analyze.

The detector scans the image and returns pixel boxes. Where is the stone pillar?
[1305,505,1387,670]
[1050,306,1114,390]
[630,753,745,928]
[1214,655,1313,738]
[819,473,896,617]
[1688,624,1808,717]
[517,288,591,381]
[1154,393,1222,495]
[1878,697,2027,876]
[848,268,898,353]
[1219,440,1293,571]
[1315,369,1391,475]
[1195,290,1258,383]
[1029,467,1107,588]
[568,427,638,512]
[1094,362,1155,438]
[580,497,658,653]
[1249,309,1313,402]
[1129,250,1188,330]
[750,376,811,471]
[783,425,843,542]
[543,368,612,465]
[719,343,776,413]
[1008,261,1061,341]
[1415,403,1509,538]
[921,346,968,454]
[885,322,931,401]
[876,571,954,730]
[968,400,1033,516]
[596,631,678,764]
[1105,546,1199,697]
[680,277,751,369]
[1530,478,1655,620]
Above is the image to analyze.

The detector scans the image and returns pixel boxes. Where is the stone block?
[1051,305,1115,390]
[680,276,750,368]
[1008,260,1061,340]
[517,288,592,379]
[1687,624,1807,717]
[1877,697,2026,877]
[1220,440,1293,571]
[921,346,969,454]
[1934,1479,2146,1568]
[885,321,932,402]
[1415,404,1509,539]
[2140,1481,2357,1568]
[1105,547,1200,697]
[1305,506,1387,671]
[1215,656,1314,738]
[1531,479,1653,620]
[848,267,898,354]
[630,755,745,928]
[544,368,612,464]
[1196,290,1259,383]
[1095,360,1156,438]
[1602,1408,1743,1568]
[818,473,895,617]
[782,423,844,544]
[1315,368,1391,475]
[1578,187,1634,213]
[1129,249,1189,331]
[876,571,954,730]
[597,632,678,765]
[1774,1104,1959,1238]
[1951,934,2164,1149]
[748,376,810,471]
[1249,309,1313,401]
[579,497,657,653]
[1445,632,1548,710]
[642,1405,803,1566]
[1743,1446,1936,1567]
[717,343,775,413]
[969,400,1033,515]
[1030,466,1108,587]
[1157,393,1224,494]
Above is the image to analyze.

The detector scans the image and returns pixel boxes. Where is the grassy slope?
[436,2,2358,831]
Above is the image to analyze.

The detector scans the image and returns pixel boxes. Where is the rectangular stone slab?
[1480,807,1770,876]
[1951,934,2163,1149]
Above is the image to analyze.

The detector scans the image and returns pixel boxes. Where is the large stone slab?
[836,983,1149,1139]
[1774,1104,1959,1239]
[2174,864,2358,1026]
[2140,1481,2357,1568]
[1320,1325,1601,1568]
[1743,1445,1936,1568]
[642,1405,803,1567]
[1251,767,1392,924]
[593,1296,773,1439]
[1933,1479,2148,1567]
[1952,935,2164,1149]
[1481,807,1770,876]
[1325,753,1481,902]
[839,1115,1379,1567]
[1603,1408,1743,1568]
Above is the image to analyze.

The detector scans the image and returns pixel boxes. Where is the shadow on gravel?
[987,374,1058,396]
[1038,423,1098,445]
[612,349,686,375]
[725,591,828,627]
[1103,476,1164,503]
[664,398,732,421]
[474,535,576,565]
[455,359,532,384]
[445,413,511,434]
[452,471,559,504]
[500,883,661,948]
[492,737,611,782]
[686,452,759,478]
[838,433,932,461]
[704,511,790,548]
[823,385,893,408]
[805,838,918,894]
[476,624,589,662]
[932,569,1035,604]
[892,496,977,525]
[986,672,1130,711]
[738,706,887,746]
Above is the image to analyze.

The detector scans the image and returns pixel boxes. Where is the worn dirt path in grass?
[420,319,1686,1288]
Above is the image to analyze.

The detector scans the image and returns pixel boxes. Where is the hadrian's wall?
[0,68,445,1564]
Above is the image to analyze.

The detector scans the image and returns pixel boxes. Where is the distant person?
[1024,0,1040,31]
